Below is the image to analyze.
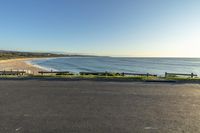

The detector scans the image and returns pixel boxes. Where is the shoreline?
[0,58,49,74]
[24,58,57,71]
[0,58,200,83]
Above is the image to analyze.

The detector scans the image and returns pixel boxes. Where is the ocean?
[29,57,200,76]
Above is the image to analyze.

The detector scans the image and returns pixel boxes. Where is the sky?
[0,0,200,57]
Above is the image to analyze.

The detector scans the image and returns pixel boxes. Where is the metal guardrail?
[38,71,72,75]
[165,72,197,78]
[123,72,157,77]
[79,72,122,76]
[2,70,195,78]
[0,70,26,75]
[80,72,157,77]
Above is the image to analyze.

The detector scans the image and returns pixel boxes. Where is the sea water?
[29,57,200,76]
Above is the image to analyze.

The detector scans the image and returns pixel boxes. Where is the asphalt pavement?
[0,80,200,133]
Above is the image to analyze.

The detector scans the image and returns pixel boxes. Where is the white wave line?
[25,60,58,71]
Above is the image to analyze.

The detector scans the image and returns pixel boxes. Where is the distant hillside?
[0,50,67,60]
[0,50,100,60]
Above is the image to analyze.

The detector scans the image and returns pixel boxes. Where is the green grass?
[0,75,28,78]
[0,74,200,82]
[165,76,200,81]
[17,74,160,81]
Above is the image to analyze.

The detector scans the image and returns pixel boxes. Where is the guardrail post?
[122,72,125,76]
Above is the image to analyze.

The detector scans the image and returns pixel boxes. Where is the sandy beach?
[0,58,44,74]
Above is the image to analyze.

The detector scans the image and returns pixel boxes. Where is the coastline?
[0,58,48,74]
[0,58,200,83]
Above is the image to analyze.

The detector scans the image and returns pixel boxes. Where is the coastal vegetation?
[0,50,97,60]
[0,50,66,60]
[0,72,199,83]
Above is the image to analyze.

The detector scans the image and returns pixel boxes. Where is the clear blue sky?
[0,0,200,57]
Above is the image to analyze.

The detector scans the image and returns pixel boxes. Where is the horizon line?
[1,49,200,58]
